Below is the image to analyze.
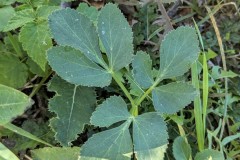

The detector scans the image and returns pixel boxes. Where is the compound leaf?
[48,76,96,146]
[3,9,35,32]
[19,21,52,71]
[98,3,133,71]
[80,121,132,160]
[194,149,224,160]
[91,96,132,128]
[152,82,197,114]
[0,53,28,88]
[47,46,111,87]
[133,112,168,159]
[159,27,199,79]
[173,136,192,160]
[0,84,33,125]
[31,147,80,160]
[49,8,105,66]
[132,51,154,89]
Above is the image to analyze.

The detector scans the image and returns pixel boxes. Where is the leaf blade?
[152,82,197,114]
[173,136,192,160]
[132,51,154,89]
[91,96,132,128]
[47,46,112,87]
[159,26,200,79]
[19,21,52,71]
[80,121,132,160]
[49,8,105,66]
[0,85,33,125]
[133,112,168,159]
[48,76,96,146]
[3,9,35,32]
[98,3,133,71]
[31,147,80,160]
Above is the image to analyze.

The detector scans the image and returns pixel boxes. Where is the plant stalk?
[111,72,138,116]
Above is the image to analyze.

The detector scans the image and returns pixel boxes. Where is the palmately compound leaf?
[31,147,80,160]
[3,9,35,32]
[98,3,133,71]
[133,112,168,159]
[132,51,154,89]
[159,26,199,79]
[0,53,28,88]
[80,121,132,160]
[19,21,52,71]
[48,8,105,66]
[194,149,224,160]
[0,84,33,125]
[48,76,96,146]
[91,96,132,127]
[152,82,197,114]
[47,46,112,87]
[173,136,192,160]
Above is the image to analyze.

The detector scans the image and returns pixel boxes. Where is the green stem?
[7,32,24,58]
[29,71,53,98]
[111,72,137,116]
[136,77,162,106]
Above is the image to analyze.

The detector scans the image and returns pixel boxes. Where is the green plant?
[2,1,238,160]
[44,3,200,159]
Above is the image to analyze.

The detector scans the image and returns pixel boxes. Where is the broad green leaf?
[0,85,33,125]
[0,6,15,31]
[0,142,19,160]
[19,21,52,71]
[3,9,35,32]
[47,46,112,87]
[80,121,132,160]
[132,51,154,89]
[31,147,80,160]
[0,53,28,88]
[48,76,96,146]
[194,149,224,160]
[26,58,48,77]
[91,96,132,127]
[3,123,52,147]
[36,5,59,19]
[98,3,133,71]
[133,112,168,159]
[49,8,105,66]
[159,27,199,79]
[173,136,191,160]
[152,82,197,114]
[77,3,98,23]
[135,144,168,160]
[0,0,16,5]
